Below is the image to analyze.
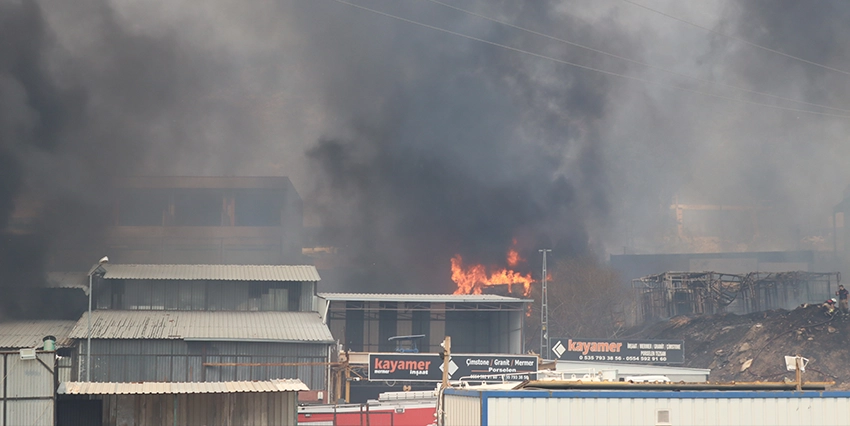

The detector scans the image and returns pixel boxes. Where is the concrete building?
[70,263,333,391]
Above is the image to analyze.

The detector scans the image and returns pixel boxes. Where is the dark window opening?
[345,303,364,352]
[378,303,398,352]
[117,189,168,226]
[174,190,223,226]
[234,189,284,226]
[412,306,431,353]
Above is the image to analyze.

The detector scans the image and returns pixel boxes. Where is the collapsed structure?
[632,270,840,321]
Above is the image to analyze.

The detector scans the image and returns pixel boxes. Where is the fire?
[451,251,534,296]
[506,248,522,268]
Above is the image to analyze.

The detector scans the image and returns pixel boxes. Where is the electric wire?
[425,0,850,114]
[622,0,850,77]
[331,0,850,119]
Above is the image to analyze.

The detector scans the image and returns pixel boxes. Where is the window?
[248,283,291,311]
[378,303,398,352]
[174,190,223,226]
[656,409,671,426]
[117,189,168,226]
[345,303,364,352]
[234,189,284,226]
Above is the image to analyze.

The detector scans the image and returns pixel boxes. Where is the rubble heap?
[630,304,850,388]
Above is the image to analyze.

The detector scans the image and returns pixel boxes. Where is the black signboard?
[549,338,685,364]
[368,353,538,382]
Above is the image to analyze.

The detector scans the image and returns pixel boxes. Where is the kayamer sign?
[549,338,684,364]
[368,353,538,382]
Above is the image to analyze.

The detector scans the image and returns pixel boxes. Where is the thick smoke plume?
[0,0,272,317]
[299,1,850,291]
[3,0,850,303]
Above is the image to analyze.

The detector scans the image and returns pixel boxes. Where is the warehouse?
[319,293,530,354]
[72,264,334,392]
[443,387,850,426]
[57,379,306,426]
[0,350,57,426]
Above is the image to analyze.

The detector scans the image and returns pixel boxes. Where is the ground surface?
[628,304,850,389]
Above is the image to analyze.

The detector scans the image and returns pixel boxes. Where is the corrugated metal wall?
[464,393,850,426]
[84,340,327,389]
[444,393,481,426]
[1,352,55,426]
[60,388,298,425]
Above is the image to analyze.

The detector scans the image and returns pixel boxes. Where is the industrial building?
[0,350,56,426]
[318,293,530,403]
[0,321,75,426]
[57,379,307,426]
[319,293,530,354]
[611,250,819,284]
[51,176,304,268]
[632,270,840,321]
[443,387,850,426]
[70,263,333,391]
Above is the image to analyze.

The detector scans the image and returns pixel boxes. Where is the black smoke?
[0,0,266,317]
[299,1,639,292]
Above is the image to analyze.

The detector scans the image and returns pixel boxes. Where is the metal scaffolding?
[632,271,841,322]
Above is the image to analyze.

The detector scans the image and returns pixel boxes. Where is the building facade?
[70,264,333,391]
[319,293,530,355]
[52,176,304,268]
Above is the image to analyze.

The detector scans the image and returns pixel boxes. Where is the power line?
[425,0,850,114]
[330,0,850,118]
[622,0,850,77]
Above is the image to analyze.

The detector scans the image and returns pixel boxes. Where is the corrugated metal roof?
[318,293,531,303]
[46,272,88,289]
[0,320,77,349]
[69,310,334,343]
[57,379,308,395]
[100,264,320,282]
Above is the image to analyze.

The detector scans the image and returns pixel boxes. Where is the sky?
[2,0,849,294]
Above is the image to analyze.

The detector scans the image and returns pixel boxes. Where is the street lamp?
[86,256,109,382]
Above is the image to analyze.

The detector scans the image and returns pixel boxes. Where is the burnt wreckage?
[633,271,841,321]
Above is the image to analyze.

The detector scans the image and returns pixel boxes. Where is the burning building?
[50,176,304,269]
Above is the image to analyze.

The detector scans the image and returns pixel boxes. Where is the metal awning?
[58,379,308,395]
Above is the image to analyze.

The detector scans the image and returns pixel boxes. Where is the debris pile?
[630,304,850,388]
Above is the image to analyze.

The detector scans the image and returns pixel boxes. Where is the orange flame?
[506,249,522,268]
[451,252,534,296]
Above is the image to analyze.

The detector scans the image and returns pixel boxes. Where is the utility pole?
[441,336,451,389]
[539,249,552,358]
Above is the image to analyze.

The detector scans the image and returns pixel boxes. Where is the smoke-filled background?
[2,0,850,301]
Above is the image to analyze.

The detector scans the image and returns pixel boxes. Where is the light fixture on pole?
[86,256,109,382]
[539,249,551,358]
